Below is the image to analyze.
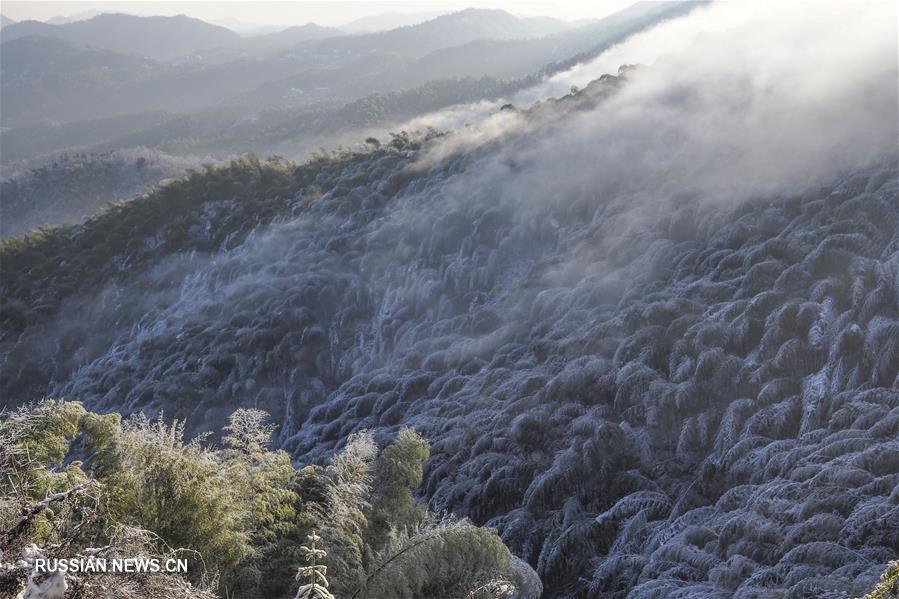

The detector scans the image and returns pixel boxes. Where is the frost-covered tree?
[1,402,535,598]
[224,408,278,459]
[352,519,541,599]
[295,531,335,599]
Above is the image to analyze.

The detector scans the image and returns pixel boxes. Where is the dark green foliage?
[0,401,537,598]
[366,428,430,551]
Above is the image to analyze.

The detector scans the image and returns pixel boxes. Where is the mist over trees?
[0,2,696,238]
[1,1,898,598]
[0,3,694,173]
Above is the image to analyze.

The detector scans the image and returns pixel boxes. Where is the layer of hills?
[341,11,449,33]
[0,13,241,60]
[0,2,698,235]
[0,9,570,60]
[0,3,695,174]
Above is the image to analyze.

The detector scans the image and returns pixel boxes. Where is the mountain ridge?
[0,13,241,60]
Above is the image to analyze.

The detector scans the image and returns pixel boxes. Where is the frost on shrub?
[0,57,897,598]
[1,402,533,598]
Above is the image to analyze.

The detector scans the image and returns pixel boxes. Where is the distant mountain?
[0,36,164,127]
[45,10,105,25]
[306,9,570,59]
[246,23,344,50]
[252,2,700,107]
[0,35,155,77]
[0,14,14,29]
[205,18,281,35]
[0,31,319,128]
[0,13,241,60]
[0,1,701,156]
[339,11,448,33]
[369,2,698,91]
[0,6,594,129]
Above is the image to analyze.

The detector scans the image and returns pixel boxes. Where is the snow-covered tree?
[295,531,335,599]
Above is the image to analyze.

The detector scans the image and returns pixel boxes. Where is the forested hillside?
[1,2,897,598]
[0,150,201,238]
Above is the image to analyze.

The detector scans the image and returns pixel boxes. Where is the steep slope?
[0,13,240,60]
[0,15,14,29]
[1,3,896,598]
[2,97,896,599]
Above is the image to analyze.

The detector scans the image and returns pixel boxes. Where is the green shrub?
[0,401,540,598]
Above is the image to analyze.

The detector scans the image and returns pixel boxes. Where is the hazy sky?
[1,1,635,28]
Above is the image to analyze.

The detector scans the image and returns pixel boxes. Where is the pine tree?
[296,531,335,599]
